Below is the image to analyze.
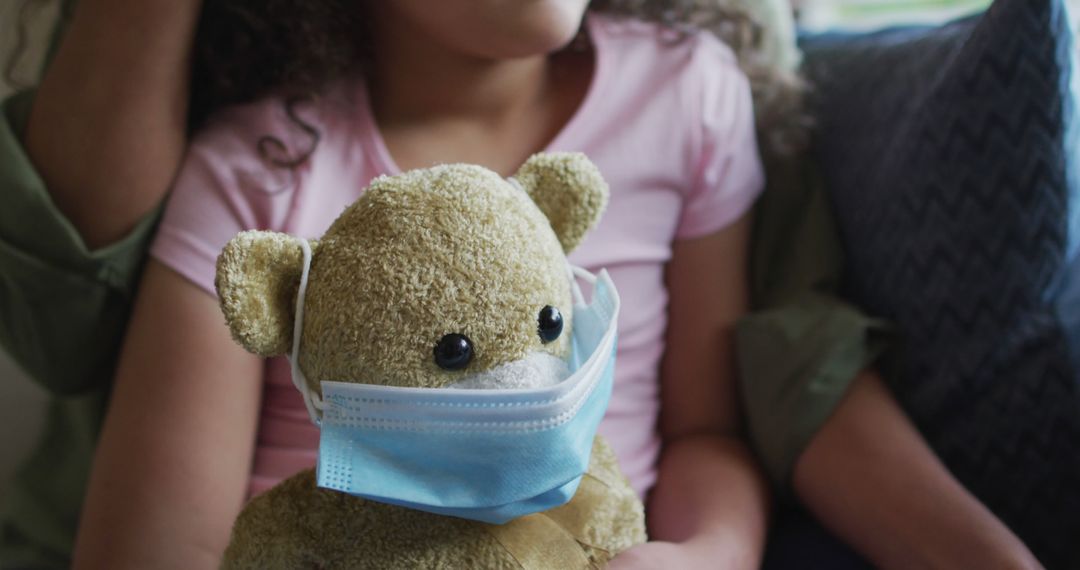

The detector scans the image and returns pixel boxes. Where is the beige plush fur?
[216,153,646,569]
[222,438,644,570]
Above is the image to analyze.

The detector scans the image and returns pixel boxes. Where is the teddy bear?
[213,152,647,569]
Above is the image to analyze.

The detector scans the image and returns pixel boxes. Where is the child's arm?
[72,260,262,569]
[610,213,770,568]
[793,369,1042,569]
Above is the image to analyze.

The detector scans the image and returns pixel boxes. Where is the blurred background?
[0,0,1077,504]
[797,0,992,30]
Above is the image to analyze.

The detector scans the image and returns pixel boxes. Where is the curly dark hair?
[188,0,365,128]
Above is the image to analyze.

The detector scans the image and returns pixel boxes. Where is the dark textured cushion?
[802,0,1080,567]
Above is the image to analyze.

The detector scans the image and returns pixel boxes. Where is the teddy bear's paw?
[496,437,646,569]
[225,469,537,569]
[581,436,649,552]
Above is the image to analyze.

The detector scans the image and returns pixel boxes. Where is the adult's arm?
[0,89,153,395]
[23,0,202,250]
[738,144,1039,568]
[794,370,1041,569]
[0,0,200,393]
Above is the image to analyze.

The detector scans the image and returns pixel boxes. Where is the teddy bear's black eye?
[434,333,473,371]
[538,306,563,344]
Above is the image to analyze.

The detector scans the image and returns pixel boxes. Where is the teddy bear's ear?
[215,231,317,357]
[513,152,609,254]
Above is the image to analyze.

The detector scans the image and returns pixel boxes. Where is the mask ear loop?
[290,238,325,425]
[566,263,596,308]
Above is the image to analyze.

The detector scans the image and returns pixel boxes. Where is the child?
[70,1,770,566]
[3,1,1039,569]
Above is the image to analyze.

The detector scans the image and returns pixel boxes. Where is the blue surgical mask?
[286,239,620,524]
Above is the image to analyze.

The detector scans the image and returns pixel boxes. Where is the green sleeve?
[0,86,159,569]
[0,4,159,566]
[1,392,109,569]
[0,89,160,396]
[737,146,893,494]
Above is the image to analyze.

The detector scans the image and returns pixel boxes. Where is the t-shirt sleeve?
[0,89,159,396]
[676,62,765,240]
[149,103,301,296]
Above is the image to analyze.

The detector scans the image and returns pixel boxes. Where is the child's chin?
[491,34,581,59]
[476,2,587,57]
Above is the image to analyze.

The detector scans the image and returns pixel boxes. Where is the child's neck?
[371,46,549,125]
[366,14,592,175]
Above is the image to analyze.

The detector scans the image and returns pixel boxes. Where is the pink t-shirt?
[150,14,764,500]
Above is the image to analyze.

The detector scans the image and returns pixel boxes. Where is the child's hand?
[606,541,697,569]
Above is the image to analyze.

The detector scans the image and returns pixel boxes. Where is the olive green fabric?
[0,391,109,569]
[737,146,893,493]
[0,91,158,395]
[0,89,160,567]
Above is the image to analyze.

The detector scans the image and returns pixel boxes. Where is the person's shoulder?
[184,79,360,192]
[587,12,751,148]
[194,79,357,154]
[588,12,743,80]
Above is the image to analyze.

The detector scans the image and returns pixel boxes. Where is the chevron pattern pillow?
[802,0,1080,567]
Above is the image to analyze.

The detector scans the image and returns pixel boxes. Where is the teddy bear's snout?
[446,351,570,390]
